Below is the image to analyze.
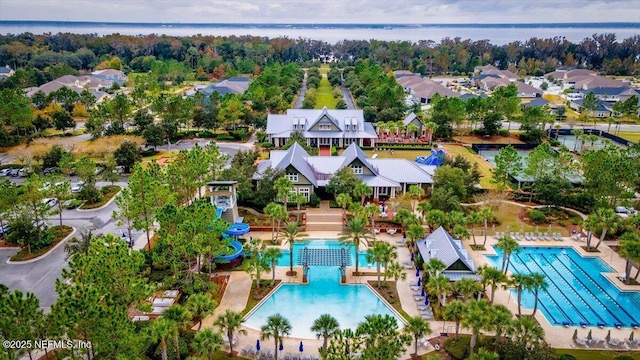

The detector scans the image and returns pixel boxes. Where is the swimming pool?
[275,239,369,267]
[486,247,640,328]
[245,240,404,338]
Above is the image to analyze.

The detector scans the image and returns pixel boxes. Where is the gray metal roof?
[416,227,476,272]
[442,272,481,281]
[341,142,377,174]
[273,143,318,187]
[266,109,377,139]
[369,159,433,184]
[403,112,418,126]
[360,175,400,188]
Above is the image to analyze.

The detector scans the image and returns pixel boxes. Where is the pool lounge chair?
[421,313,433,320]
[284,353,292,360]
[386,228,397,235]
[574,337,590,348]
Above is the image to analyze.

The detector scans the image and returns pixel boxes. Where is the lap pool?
[486,246,640,328]
[244,240,405,338]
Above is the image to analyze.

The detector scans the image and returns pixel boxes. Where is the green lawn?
[556,348,640,360]
[442,144,497,189]
[314,76,337,109]
[619,131,640,144]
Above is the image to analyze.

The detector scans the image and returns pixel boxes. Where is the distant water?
[1,21,639,44]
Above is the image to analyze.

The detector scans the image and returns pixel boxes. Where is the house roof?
[511,81,542,95]
[254,144,434,186]
[403,112,419,126]
[459,93,488,101]
[572,99,612,112]
[266,109,377,139]
[523,98,549,107]
[273,142,318,187]
[416,226,477,272]
[578,86,636,96]
[0,67,12,74]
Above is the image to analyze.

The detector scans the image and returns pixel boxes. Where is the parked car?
[71,181,85,193]
[41,198,58,208]
[94,167,104,176]
[114,166,125,175]
[43,167,60,175]
[0,169,10,176]
[8,168,20,177]
[18,168,29,177]
[0,224,10,238]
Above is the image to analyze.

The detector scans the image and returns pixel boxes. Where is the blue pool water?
[275,239,369,268]
[486,247,640,328]
[245,240,404,338]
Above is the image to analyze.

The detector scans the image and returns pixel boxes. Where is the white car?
[41,198,58,208]
[0,169,9,176]
[71,181,85,193]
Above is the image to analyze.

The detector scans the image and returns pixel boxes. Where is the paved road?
[341,81,356,110]
[293,71,308,109]
[0,138,254,309]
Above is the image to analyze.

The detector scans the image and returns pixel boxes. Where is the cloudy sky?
[1,0,638,24]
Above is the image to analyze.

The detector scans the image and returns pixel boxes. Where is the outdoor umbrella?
[256,339,261,352]
[421,287,425,297]
[572,329,578,340]
[410,252,414,261]
[587,330,592,340]
[416,269,420,277]
[424,296,429,305]
[605,330,611,342]
[299,341,304,353]
[417,277,421,286]
[631,332,635,342]
[279,341,284,352]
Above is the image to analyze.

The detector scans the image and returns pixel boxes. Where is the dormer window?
[351,166,363,174]
[286,173,298,182]
[345,124,350,131]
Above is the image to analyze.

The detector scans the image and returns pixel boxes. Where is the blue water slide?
[415,148,445,166]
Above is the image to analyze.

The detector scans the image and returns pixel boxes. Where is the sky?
[0,0,639,24]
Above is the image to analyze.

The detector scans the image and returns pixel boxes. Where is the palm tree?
[417,201,431,223]
[467,212,482,247]
[263,247,282,286]
[279,221,308,275]
[582,214,600,251]
[427,274,452,306]
[423,258,446,279]
[509,316,545,347]
[426,209,447,231]
[408,185,425,212]
[462,299,492,355]
[408,123,420,140]
[366,241,388,288]
[452,224,471,241]
[496,235,520,274]
[214,310,248,356]
[353,183,372,206]
[261,313,292,360]
[406,224,425,251]
[162,305,190,357]
[467,348,500,360]
[571,129,584,152]
[404,316,432,356]
[446,211,466,232]
[443,300,466,340]
[529,272,548,317]
[478,207,494,247]
[264,202,287,243]
[454,278,481,301]
[364,203,379,241]
[311,314,340,350]
[192,329,224,360]
[338,216,373,275]
[148,318,178,360]
[592,208,621,250]
[490,304,513,344]
[424,121,438,143]
[186,293,217,330]
[509,272,532,317]
[386,261,407,283]
[274,176,293,212]
[294,193,306,223]
[335,193,352,219]
[482,267,507,304]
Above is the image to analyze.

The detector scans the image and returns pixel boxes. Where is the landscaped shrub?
[261,141,274,149]
[529,209,547,223]
[558,355,578,360]
[140,149,158,157]
[308,193,320,207]
[197,130,215,138]
[443,336,470,360]
[498,129,510,137]
[216,134,234,141]
[231,130,250,141]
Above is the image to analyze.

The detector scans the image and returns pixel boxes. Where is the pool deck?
[200,229,640,357]
[475,233,640,350]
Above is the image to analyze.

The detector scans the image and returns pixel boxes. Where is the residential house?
[473,64,517,79]
[0,65,15,80]
[578,87,639,103]
[416,226,480,281]
[511,81,543,98]
[569,98,614,118]
[522,97,550,108]
[266,107,377,148]
[196,77,252,97]
[395,73,460,104]
[26,74,114,102]
[545,68,625,90]
[91,69,128,85]
[402,112,424,137]
[253,142,434,201]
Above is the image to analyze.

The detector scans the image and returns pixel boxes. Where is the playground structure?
[415,147,446,166]
[208,181,250,268]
